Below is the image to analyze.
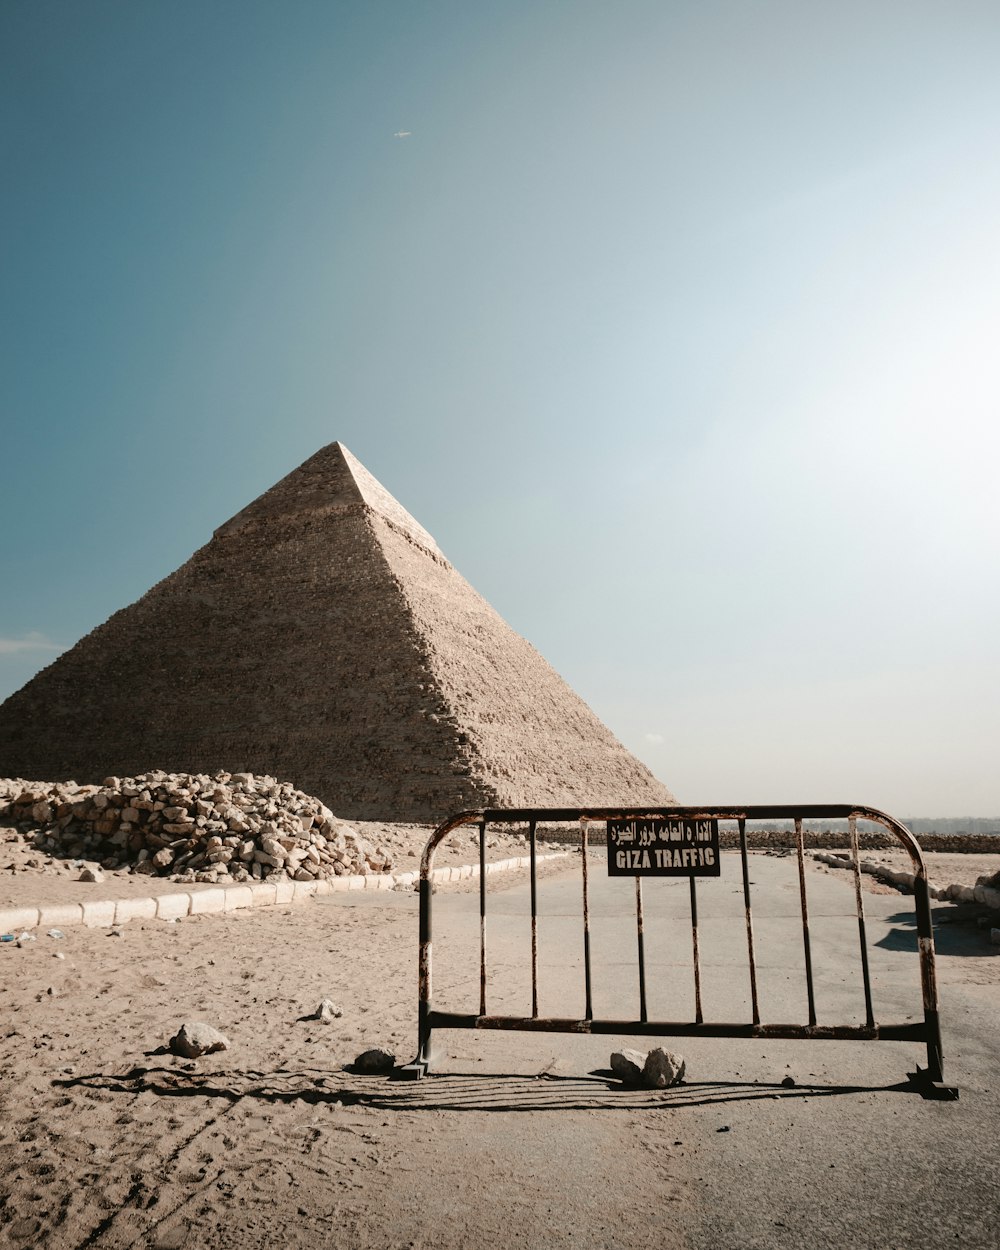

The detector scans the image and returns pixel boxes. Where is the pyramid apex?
[214,442,441,554]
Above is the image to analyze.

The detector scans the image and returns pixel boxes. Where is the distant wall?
[536,825,1000,854]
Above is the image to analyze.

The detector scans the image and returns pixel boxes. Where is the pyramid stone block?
[0,443,674,819]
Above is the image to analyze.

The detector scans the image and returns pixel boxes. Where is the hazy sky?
[3,1,998,815]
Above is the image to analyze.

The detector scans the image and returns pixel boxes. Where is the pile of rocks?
[0,772,392,885]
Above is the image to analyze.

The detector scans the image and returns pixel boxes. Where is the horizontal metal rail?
[427,1014,929,1042]
[404,804,951,1094]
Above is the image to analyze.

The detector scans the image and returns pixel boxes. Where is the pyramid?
[0,443,675,820]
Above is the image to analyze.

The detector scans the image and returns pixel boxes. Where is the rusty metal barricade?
[398,804,957,1098]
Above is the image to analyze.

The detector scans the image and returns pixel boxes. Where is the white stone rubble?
[0,772,393,885]
[610,1048,646,1082]
[353,1047,395,1074]
[642,1048,686,1089]
[314,999,343,1023]
[169,1021,231,1058]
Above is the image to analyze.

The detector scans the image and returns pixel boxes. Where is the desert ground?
[2,832,999,1249]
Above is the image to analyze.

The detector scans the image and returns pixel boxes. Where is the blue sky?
[2,0,998,814]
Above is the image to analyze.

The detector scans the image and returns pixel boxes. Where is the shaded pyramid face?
[0,443,675,819]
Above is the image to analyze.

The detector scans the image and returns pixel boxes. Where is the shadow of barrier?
[397,804,958,1099]
[53,1067,926,1114]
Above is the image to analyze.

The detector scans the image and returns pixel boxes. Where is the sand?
[1,890,425,1248]
[0,859,682,1250]
[2,839,997,1248]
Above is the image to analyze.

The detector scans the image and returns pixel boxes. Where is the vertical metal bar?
[635,875,648,1023]
[689,877,703,1024]
[479,818,487,1018]
[849,815,875,1028]
[529,818,539,1018]
[911,870,945,1082]
[417,873,433,1064]
[581,818,593,1020]
[794,817,817,1027]
[738,818,760,1026]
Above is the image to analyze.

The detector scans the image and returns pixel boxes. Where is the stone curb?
[810,851,1000,909]
[0,852,569,933]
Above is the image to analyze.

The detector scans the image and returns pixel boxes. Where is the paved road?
[337,851,1000,1248]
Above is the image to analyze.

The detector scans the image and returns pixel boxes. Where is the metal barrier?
[399,805,957,1097]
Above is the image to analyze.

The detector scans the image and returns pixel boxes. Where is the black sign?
[606,818,721,877]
